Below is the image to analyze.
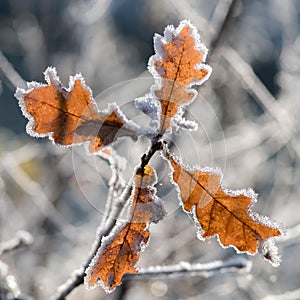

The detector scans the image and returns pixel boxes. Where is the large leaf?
[15,67,139,153]
[148,20,212,132]
[85,165,166,292]
[169,156,281,264]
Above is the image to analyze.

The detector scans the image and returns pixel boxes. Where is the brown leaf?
[169,156,281,258]
[150,20,212,132]
[15,67,139,153]
[85,165,165,292]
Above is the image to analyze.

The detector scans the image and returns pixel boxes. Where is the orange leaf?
[149,20,212,132]
[168,156,281,263]
[15,67,139,153]
[85,165,165,292]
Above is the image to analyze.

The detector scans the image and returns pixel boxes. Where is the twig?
[167,0,298,162]
[51,256,250,300]
[50,138,164,300]
[0,231,33,257]
[279,223,300,243]
[208,0,239,52]
[166,0,294,133]
[261,288,300,300]
[50,171,135,300]
[221,45,300,160]
[0,260,33,300]
[49,195,131,300]
[0,49,26,89]
[100,150,126,227]
[46,6,281,296]
[50,268,85,300]
[125,257,251,280]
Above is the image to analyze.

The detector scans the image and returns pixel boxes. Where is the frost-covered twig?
[50,268,85,300]
[51,256,250,300]
[50,204,130,300]
[51,140,164,299]
[100,150,126,227]
[221,46,290,130]
[261,288,300,300]
[208,0,238,52]
[279,223,300,243]
[0,231,33,257]
[0,49,26,89]
[125,257,251,280]
[0,260,33,300]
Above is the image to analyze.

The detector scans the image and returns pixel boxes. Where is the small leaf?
[85,165,166,292]
[15,67,139,153]
[168,155,281,263]
[145,20,212,133]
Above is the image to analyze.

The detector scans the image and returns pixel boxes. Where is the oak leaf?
[15,67,139,153]
[85,165,165,292]
[148,20,212,133]
[168,156,281,263]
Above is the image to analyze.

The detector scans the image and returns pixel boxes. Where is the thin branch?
[221,45,300,160]
[50,268,85,300]
[49,194,131,300]
[50,256,250,300]
[221,45,291,131]
[126,257,251,280]
[208,0,239,53]
[0,231,33,257]
[0,49,26,89]
[141,139,163,168]
[261,288,300,300]
[0,260,32,300]
[100,150,126,227]
[50,177,134,300]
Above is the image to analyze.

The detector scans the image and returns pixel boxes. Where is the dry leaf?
[15,67,139,153]
[149,20,212,132]
[168,156,281,262]
[85,165,165,292]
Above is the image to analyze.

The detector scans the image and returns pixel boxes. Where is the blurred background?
[1,0,300,299]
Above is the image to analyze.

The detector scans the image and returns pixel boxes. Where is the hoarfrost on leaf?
[138,19,212,134]
[164,149,282,260]
[15,67,143,154]
[84,165,166,292]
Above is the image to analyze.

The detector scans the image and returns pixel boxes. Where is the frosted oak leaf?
[167,154,282,266]
[85,165,166,292]
[15,67,140,153]
[136,19,212,133]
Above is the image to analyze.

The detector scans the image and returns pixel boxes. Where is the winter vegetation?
[0,1,300,299]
